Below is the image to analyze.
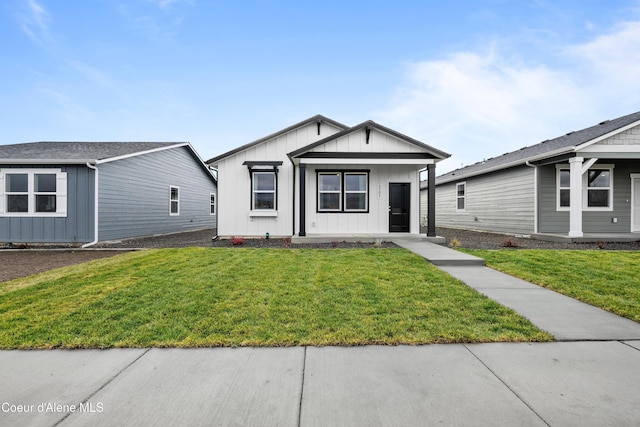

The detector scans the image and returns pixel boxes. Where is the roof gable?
[289,120,450,160]
[207,114,348,164]
[437,111,640,184]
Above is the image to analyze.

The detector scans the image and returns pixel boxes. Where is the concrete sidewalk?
[394,238,640,341]
[1,343,639,426]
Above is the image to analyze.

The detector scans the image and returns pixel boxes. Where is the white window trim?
[556,164,614,211]
[0,168,67,217]
[556,167,570,211]
[584,165,614,212]
[343,172,368,212]
[318,172,343,212]
[170,185,180,216]
[456,182,466,213]
[210,193,216,215]
[251,171,277,211]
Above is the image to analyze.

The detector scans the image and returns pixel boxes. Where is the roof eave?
[436,146,577,185]
[0,159,97,165]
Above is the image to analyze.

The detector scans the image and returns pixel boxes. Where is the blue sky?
[2,0,639,172]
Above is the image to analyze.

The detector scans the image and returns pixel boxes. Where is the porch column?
[299,163,306,236]
[568,157,584,237]
[427,163,436,237]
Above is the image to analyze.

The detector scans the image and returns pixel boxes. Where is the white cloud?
[18,0,51,45]
[377,20,640,174]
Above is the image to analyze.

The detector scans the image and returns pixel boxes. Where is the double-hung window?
[252,171,276,210]
[317,171,368,212]
[456,182,466,212]
[170,186,180,215]
[0,168,67,216]
[318,172,342,211]
[210,193,216,215]
[556,165,613,210]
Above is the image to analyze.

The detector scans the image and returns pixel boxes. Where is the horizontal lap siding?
[0,164,94,243]
[98,147,216,241]
[539,160,638,233]
[436,166,535,234]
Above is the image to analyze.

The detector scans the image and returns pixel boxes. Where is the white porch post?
[568,157,584,237]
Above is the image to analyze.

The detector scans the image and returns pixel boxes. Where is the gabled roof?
[288,120,451,160]
[437,111,640,185]
[207,114,349,164]
[0,141,183,164]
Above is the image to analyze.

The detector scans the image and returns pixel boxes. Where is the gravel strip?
[435,227,640,251]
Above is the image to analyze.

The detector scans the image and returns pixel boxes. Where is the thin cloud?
[18,0,51,45]
[377,19,640,173]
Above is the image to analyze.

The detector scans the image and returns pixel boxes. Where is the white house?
[207,115,450,239]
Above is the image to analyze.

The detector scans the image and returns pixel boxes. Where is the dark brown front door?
[389,183,410,232]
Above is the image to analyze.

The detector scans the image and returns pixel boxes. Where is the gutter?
[81,162,99,248]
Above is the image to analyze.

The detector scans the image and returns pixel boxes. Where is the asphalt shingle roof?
[0,141,183,162]
[437,111,640,184]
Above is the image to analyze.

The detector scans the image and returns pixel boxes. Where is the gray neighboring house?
[434,111,640,241]
[0,141,217,246]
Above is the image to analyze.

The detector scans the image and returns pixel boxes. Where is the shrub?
[283,237,292,248]
[500,237,520,248]
[231,237,244,246]
[449,237,461,248]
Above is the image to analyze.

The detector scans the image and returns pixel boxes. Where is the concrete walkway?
[393,238,640,341]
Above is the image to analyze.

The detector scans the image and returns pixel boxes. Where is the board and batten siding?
[538,160,637,233]
[216,121,343,237]
[98,146,216,241]
[436,166,535,234]
[0,164,94,243]
[303,164,421,234]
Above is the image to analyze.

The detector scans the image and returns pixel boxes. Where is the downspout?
[82,162,99,248]
[525,161,538,234]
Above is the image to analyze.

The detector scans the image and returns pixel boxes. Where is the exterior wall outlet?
[612,217,618,223]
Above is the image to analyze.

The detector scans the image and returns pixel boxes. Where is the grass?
[462,249,640,322]
[0,248,551,349]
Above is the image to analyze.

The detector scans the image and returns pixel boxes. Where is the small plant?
[331,239,339,248]
[596,241,607,250]
[283,237,292,248]
[231,236,245,246]
[449,237,461,248]
[501,237,520,248]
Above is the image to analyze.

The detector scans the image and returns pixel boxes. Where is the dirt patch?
[0,250,128,283]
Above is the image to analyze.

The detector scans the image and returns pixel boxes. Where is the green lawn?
[0,248,551,348]
[463,249,640,322]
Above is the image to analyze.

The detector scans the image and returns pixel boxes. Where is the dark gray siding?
[436,166,535,234]
[98,146,217,241]
[0,164,94,243]
[538,160,638,233]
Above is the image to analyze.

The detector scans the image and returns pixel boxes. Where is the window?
[252,171,276,210]
[344,173,368,211]
[558,169,570,209]
[318,172,342,211]
[210,193,216,215]
[317,171,369,212]
[586,169,611,208]
[456,182,466,212]
[556,165,613,211]
[0,168,67,216]
[170,186,179,215]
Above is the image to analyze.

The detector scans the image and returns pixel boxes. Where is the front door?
[633,177,640,232]
[389,183,410,232]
